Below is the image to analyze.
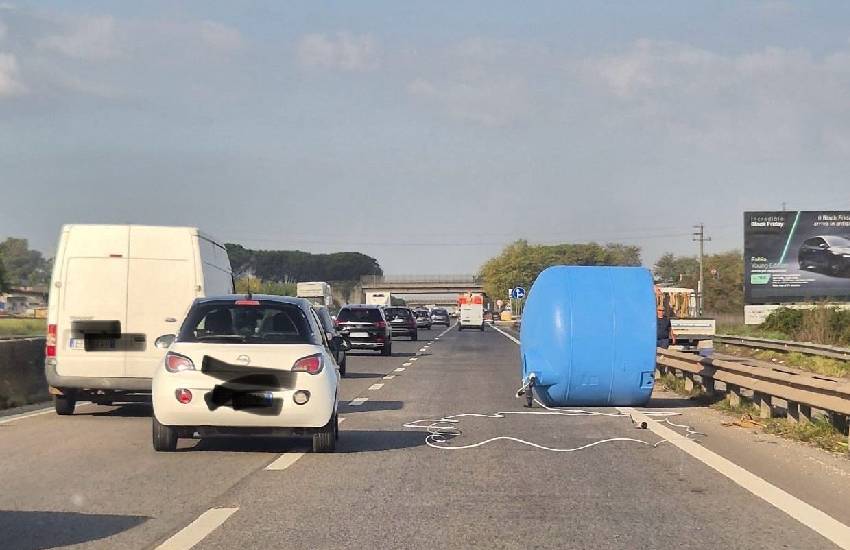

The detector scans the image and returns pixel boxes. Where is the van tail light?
[46,324,57,358]
[292,354,323,375]
[165,352,196,373]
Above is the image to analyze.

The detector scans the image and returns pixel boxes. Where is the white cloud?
[296,32,379,71]
[37,15,120,61]
[408,74,531,127]
[0,52,24,96]
[196,20,243,52]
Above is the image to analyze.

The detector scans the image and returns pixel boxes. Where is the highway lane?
[0,324,847,549]
[0,333,432,550]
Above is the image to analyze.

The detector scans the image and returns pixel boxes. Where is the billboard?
[744,211,850,304]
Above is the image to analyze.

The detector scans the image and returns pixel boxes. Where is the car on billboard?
[797,235,850,276]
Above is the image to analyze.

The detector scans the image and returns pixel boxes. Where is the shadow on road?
[336,430,426,453]
[342,372,384,379]
[339,400,404,414]
[0,510,148,550]
[88,403,153,418]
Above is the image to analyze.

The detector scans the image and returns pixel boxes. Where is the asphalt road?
[0,323,847,549]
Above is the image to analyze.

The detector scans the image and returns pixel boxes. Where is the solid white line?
[383,375,395,380]
[489,323,520,345]
[368,383,384,391]
[155,507,239,550]
[394,367,406,372]
[349,397,368,406]
[0,401,94,425]
[265,452,305,471]
[620,407,850,550]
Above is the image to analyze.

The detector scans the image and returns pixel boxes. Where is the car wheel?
[54,391,77,416]
[382,342,393,356]
[152,416,178,452]
[313,414,337,452]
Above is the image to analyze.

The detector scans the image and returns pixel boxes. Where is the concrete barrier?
[0,337,47,409]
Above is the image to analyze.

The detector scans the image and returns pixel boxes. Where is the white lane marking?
[489,323,520,345]
[411,357,418,361]
[155,507,239,550]
[620,408,850,550]
[368,383,384,391]
[0,401,94,425]
[383,375,396,380]
[349,397,368,406]
[338,416,346,424]
[265,452,305,471]
[394,367,406,372]
[402,362,412,367]
[419,348,427,352]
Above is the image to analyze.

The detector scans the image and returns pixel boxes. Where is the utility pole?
[693,223,712,316]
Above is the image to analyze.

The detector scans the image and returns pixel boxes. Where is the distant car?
[151,295,339,453]
[314,306,348,377]
[483,310,494,322]
[335,305,392,356]
[798,235,850,276]
[384,306,418,341]
[431,308,450,326]
[413,309,432,329]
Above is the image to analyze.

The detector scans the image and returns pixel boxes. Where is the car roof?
[196,294,311,308]
[341,304,382,309]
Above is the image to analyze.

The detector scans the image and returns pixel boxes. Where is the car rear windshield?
[414,310,430,317]
[432,309,447,315]
[385,307,412,320]
[178,302,315,344]
[337,307,383,323]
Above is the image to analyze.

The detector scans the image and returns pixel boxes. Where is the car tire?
[152,416,178,452]
[313,414,336,452]
[339,354,347,377]
[382,342,393,356]
[54,392,77,416]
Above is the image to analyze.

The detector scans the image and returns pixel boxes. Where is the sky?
[2,1,850,274]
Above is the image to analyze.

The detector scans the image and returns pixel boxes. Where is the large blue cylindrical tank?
[520,266,656,407]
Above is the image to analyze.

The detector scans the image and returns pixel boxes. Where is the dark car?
[413,308,432,330]
[383,306,418,341]
[314,306,348,376]
[798,235,850,276]
[431,308,450,326]
[335,305,393,356]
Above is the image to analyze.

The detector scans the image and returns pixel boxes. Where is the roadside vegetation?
[720,306,850,347]
[657,373,848,454]
[715,343,850,378]
[234,275,296,296]
[0,318,46,336]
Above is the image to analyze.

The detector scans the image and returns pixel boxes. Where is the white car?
[151,295,339,452]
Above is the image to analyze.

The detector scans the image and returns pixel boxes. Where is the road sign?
[511,287,526,300]
[496,299,504,308]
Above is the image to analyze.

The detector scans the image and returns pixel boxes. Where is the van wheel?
[313,414,336,452]
[152,416,178,452]
[54,392,77,416]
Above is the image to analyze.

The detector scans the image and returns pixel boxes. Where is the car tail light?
[175,388,193,404]
[292,354,323,374]
[46,324,57,358]
[165,352,196,373]
[375,321,386,329]
[235,300,260,306]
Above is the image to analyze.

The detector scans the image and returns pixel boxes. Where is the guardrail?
[715,335,850,361]
[656,348,850,448]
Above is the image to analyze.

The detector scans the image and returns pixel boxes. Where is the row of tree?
[0,238,52,291]
[478,240,744,314]
[225,244,383,283]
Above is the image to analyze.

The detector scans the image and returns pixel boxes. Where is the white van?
[46,224,234,415]
[458,303,484,331]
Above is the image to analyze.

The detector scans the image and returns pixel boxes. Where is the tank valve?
[516,373,537,408]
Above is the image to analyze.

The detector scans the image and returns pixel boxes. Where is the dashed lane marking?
[155,507,239,550]
[394,367,406,372]
[265,452,305,471]
[368,383,384,391]
[402,362,412,367]
[383,375,395,380]
[410,358,418,362]
[349,397,368,406]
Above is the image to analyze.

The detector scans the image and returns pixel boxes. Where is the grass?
[716,322,790,341]
[715,343,850,378]
[658,372,849,454]
[0,317,46,336]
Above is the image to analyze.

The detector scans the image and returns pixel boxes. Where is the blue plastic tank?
[520,266,656,407]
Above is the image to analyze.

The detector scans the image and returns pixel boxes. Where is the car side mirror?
[155,334,176,349]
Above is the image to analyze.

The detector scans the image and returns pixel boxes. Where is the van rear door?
[124,227,199,379]
[57,226,129,379]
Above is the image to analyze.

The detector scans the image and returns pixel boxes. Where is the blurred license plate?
[350,332,369,338]
[232,391,274,409]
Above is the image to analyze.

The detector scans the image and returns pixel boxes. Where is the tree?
[653,250,743,314]
[0,253,7,292]
[224,244,383,283]
[479,240,642,300]
[0,238,51,287]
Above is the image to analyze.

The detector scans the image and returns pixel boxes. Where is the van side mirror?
[155,334,176,349]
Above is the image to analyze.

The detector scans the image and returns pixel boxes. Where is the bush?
[761,306,850,346]
[761,308,803,335]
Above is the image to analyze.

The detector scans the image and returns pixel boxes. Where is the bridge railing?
[361,274,483,285]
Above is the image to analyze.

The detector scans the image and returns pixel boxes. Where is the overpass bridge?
[359,275,485,305]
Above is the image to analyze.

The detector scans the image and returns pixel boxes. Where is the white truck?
[296,281,333,308]
[365,291,392,306]
[657,286,716,355]
[46,224,234,415]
